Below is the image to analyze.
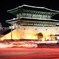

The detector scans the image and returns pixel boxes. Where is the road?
[0,48,59,59]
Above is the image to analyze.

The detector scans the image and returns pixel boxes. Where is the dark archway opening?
[37,32,43,41]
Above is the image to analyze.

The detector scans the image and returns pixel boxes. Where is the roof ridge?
[7,4,59,13]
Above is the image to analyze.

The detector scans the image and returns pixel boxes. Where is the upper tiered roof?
[6,4,59,25]
[7,4,59,15]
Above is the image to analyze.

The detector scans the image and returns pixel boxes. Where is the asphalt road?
[0,48,59,59]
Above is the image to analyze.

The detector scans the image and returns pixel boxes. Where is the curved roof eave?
[6,17,59,25]
[7,4,59,13]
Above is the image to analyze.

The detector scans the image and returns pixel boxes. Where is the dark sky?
[0,0,59,27]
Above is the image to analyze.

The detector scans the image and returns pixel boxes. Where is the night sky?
[0,0,59,27]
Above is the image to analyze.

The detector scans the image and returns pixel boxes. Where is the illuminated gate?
[1,4,59,42]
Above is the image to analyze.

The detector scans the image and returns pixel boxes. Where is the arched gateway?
[37,32,43,41]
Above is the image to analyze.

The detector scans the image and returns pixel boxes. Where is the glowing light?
[0,43,11,48]
[0,28,56,41]
[22,29,37,39]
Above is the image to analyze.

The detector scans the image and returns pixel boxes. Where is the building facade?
[1,4,59,41]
